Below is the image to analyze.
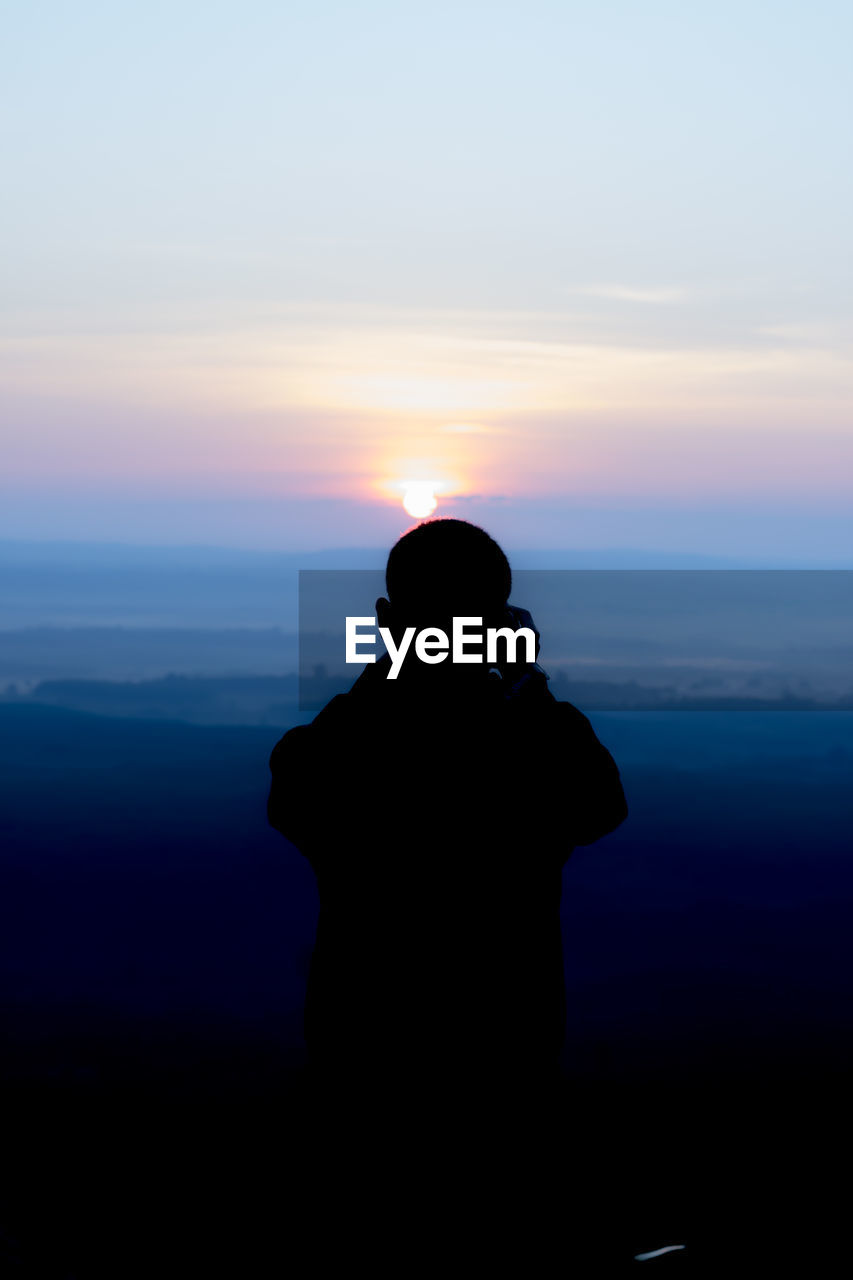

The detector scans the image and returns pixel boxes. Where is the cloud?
[439,422,495,434]
[577,285,687,304]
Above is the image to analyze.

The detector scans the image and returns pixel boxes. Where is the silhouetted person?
[268,521,626,1141]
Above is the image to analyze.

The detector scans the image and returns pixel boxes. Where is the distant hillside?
[0,626,298,685]
[3,671,851,726]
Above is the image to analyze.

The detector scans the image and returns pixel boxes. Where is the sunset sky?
[2,1,852,558]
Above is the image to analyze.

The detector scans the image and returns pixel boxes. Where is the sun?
[402,482,438,519]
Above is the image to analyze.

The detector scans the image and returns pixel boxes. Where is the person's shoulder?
[506,684,592,726]
[549,697,596,730]
[268,692,353,769]
[269,722,309,771]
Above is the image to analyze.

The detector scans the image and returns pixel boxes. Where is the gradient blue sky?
[2,1,852,558]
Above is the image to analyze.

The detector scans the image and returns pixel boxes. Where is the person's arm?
[267,722,321,855]
[555,701,628,846]
[497,603,626,845]
[267,687,360,857]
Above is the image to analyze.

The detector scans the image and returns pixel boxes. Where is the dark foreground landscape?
[1,702,851,1274]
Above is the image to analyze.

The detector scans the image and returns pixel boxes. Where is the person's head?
[385,518,510,619]
[376,520,511,679]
